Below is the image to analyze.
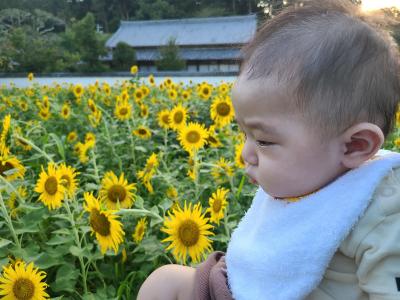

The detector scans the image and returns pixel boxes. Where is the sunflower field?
[1,70,400,300]
[0,70,261,299]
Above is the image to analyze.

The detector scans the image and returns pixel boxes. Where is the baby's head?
[232,0,400,198]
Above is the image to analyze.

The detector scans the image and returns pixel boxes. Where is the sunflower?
[6,186,27,218]
[206,188,229,225]
[121,90,129,102]
[134,89,144,103]
[87,99,97,114]
[166,186,178,199]
[157,109,171,129]
[27,72,34,81]
[168,89,178,101]
[85,132,96,144]
[0,261,49,299]
[132,217,147,244]
[60,103,71,119]
[211,157,234,183]
[67,131,78,143]
[84,192,125,254]
[148,74,155,86]
[35,163,66,210]
[178,122,208,155]
[235,143,245,169]
[140,104,149,118]
[141,86,150,97]
[38,108,50,121]
[88,109,102,128]
[130,65,138,75]
[73,84,84,98]
[198,83,213,100]
[103,83,111,96]
[164,78,173,87]
[161,201,214,264]
[132,126,152,140]
[136,153,159,193]
[114,100,132,121]
[218,83,230,95]
[210,96,235,128]
[0,155,26,182]
[99,171,136,210]
[169,104,188,131]
[18,100,28,112]
[58,163,79,198]
[206,127,222,148]
[181,90,190,101]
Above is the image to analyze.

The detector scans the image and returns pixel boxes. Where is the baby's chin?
[262,186,318,199]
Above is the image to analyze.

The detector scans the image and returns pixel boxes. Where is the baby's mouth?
[245,168,258,185]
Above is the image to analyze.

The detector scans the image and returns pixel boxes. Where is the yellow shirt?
[307,167,400,300]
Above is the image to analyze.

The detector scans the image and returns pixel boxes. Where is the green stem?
[223,203,230,238]
[89,149,100,184]
[64,200,89,295]
[126,120,136,168]
[13,134,54,163]
[0,191,22,252]
[0,175,25,204]
[235,174,246,200]
[102,116,122,174]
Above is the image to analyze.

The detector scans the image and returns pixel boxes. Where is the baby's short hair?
[241,0,400,138]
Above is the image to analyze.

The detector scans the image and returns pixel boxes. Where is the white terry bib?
[226,151,400,300]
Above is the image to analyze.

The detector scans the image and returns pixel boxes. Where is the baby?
[138,0,400,299]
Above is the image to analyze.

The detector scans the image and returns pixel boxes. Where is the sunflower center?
[12,278,35,300]
[61,175,71,189]
[178,219,200,247]
[0,161,14,176]
[108,184,126,203]
[212,199,222,212]
[90,209,111,236]
[162,115,169,124]
[173,112,183,123]
[63,108,69,115]
[119,108,128,115]
[203,88,210,95]
[138,129,147,135]
[137,225,144,237]
[45,176,58,195]
[186,131,200,144]
[216,103,230,116]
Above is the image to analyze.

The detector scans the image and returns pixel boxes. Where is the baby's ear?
[340,123,384,169]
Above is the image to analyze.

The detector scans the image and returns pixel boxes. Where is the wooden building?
[105,14,257,73]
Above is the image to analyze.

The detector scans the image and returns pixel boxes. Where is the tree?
[69,12,107,72]
[156,37,186,71]
[112,42,136,70]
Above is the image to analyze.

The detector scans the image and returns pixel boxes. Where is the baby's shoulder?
[370,166,400,217]
[340,167,400,256]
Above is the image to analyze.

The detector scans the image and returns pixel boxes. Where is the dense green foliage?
[112,42,137,71]
[156,38,186,71]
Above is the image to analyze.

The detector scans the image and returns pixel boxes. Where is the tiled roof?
[106,14,257,48]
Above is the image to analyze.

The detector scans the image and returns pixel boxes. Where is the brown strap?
[194,251,234,300]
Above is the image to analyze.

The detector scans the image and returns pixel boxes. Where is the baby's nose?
[242,140,258,166]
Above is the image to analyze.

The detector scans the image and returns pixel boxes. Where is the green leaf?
[49,133,65,161]
[51,264,79,293]
[69,245,84,257]
[134,146,147,152]
[46,234,74,245]
[0,238,12,249]
[35,253,63,269]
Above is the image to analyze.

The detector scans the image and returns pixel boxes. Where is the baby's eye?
[256,140,274,147]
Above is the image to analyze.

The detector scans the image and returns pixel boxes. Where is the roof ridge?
[120,14,256,26]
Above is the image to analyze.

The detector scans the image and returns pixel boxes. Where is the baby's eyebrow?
[244,120,278,135]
